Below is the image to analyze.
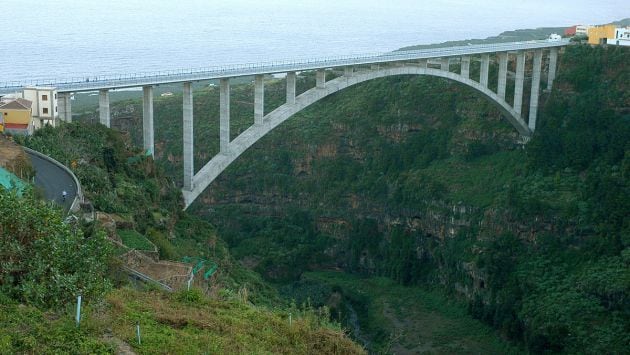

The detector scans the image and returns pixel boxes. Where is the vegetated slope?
[1,124,364,353]
[72,44,628,353]
[130,44,625,353]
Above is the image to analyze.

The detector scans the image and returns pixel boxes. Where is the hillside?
[74,44,628,353]
[6,41,628,353]
[1,124,363,353]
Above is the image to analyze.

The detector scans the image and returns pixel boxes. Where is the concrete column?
[344,66,354,77]
[316,69,326,89]
[547,47,558,90]
[286,71,296,105]
[254,75,264,125]
[58,92,72,122]
[441,57,449,72]
[497,52,508,99]
[220,78,230,152]
[142,86,154,157]
[460,56,470,78]
[418,59,428,69]
[182,82,193,191]
[99,89,110,127]
[529,49,543,131]
[480,54,490,87]
[513,51,526,115]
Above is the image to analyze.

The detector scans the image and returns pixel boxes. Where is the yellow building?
[588,24,617,45]
[0,98,33,135]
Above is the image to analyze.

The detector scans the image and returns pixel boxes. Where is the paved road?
[0,39,569,94]
[27,152,76,213]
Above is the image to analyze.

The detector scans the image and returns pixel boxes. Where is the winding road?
[27,152,77,213]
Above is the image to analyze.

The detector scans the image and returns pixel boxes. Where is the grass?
[117,229,155,251]
[0,287,365,354]
[104,288,364,354]
[302,271,523,354]
[0,297,112,354]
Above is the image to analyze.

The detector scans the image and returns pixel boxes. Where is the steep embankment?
[0,123,364,353]
[74,44,628,353]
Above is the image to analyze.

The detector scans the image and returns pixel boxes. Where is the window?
[43,108,49,114]
[42,94,48,101]
[54,93,57,100]
[55,106,58,112]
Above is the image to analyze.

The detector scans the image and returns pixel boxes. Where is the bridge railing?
[0,39,569,93]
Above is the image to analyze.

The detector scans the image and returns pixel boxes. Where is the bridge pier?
[529,49,543,131]
[440,57,449,72]
[513,51,525,115]
[460,56,470,78]
[497,52,508,99]
[547,47,558,90]
[183,82,194,191]
[142,86,154,157]
[316,69,326,89]
[99,89,110,127]
[286,72,296,105]
[58,92,72,122]
[480,54,489,87]
[254,75,264,125]
[220,78,230,152]
[344,66,354,77]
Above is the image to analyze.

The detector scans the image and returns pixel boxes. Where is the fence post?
[75,295,82,327]
[136,322,141,345]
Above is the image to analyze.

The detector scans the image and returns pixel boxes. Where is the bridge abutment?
[286,72,296,105]
[461,56,470,78]
[183,82,194,191]
[58,92,72,123]
[529,49,543,131]
[99,89,110,127]
[220,78,230,152]
[142,86,154,157]
[513,51,526,115]
[497,52,508,99]
[316,69,326,89]
[440,57,450,72]
[547,47,558,90]
[255,75,265,125]
[480,54,490,87]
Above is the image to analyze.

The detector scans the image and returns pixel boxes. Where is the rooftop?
[0,98,32,110]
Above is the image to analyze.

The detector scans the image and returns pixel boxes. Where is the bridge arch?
[183,65,531,208]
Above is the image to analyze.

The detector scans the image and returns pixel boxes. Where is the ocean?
[0,0,623,83]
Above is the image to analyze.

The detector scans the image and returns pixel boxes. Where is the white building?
[575,25,592,36]
[22,87,58,128]
[548,33,562,41]
[607,27,630,47]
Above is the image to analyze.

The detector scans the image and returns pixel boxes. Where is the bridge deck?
[0,39,568,94]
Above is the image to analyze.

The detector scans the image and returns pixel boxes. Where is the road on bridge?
[27,152,77,213]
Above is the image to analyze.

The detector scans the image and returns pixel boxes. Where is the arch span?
[183,65,531,208]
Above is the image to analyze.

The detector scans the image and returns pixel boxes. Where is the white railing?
[0,39,569,94]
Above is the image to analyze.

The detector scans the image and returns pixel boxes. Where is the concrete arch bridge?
[2,40,568,208]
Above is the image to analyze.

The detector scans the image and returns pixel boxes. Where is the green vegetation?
[117,229,155,251]
[109,44,625,353]
[2,117,360,352]
[5,42,627,353]
[0,189,112,309]
[103,287,363,354]
[287,272,522,353]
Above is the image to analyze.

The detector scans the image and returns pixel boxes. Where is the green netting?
[0,167,27,195]
[182,256,219,280]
